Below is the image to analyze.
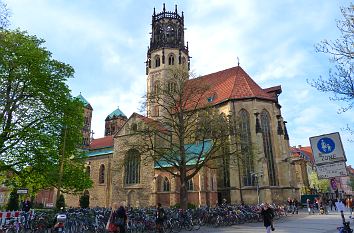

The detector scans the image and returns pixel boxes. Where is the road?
[181,210,353,233]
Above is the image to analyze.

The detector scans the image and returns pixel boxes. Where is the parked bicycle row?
[0,203,288,233]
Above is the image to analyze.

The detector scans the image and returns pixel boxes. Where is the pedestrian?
[108,202,127,233]
[306,199,314,215]
[156,203,166,233]
[261,203,275,233]
[286,197,292,214]
[115,202,128,233]
[21,197,32,229]
[350,198,354,217]
[329,199,333,211]
[293,199,299,214]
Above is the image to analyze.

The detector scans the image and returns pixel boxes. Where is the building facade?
[64,5,298,208]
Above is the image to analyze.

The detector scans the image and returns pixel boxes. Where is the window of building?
[154,105,159,117]
[86,166,91,176]
[260,110,277,186]
[168,54,175,65]
[99,164,105,184]
[154,80,160,95]
[125,149,141,185]
[239,109,254,186]
[163,177,170,192]
[187,179,194,191]
[155,55,160,68]
[131,123,137,132]
[168,82,177,93]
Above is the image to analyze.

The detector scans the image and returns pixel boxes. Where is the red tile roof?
[290,146,315,164]
[185,66,278,108]
[134,113,169,134]
[89,135,113,150]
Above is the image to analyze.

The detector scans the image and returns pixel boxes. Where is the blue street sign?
[317,137,335,154]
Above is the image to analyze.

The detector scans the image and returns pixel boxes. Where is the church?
[64,4,298,208]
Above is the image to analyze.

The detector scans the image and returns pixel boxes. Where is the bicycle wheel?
[192,219,200,230]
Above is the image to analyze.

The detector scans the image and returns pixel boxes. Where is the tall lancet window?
[260,110,277,186]
[125,149,141,185]
[239,109,254,186]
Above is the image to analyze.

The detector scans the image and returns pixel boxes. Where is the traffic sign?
[316,162,348,179]
[309,132,346,165]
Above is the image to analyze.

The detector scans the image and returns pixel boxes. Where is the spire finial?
[163,3,166,12]
[175,4,178,13]
[153,7,156,15]
[237,57,240,66]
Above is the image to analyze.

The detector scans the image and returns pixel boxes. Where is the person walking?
[306,199,314,215]
[261,203,275,233]
[107,202,127,233]
[156,203,166,233]
[115,203,128,233]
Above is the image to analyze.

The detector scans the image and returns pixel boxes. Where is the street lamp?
[251,170,263,205]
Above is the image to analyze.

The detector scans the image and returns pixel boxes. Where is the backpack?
[111,211,125,226]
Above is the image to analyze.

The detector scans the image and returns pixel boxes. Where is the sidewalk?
[180,209,352,233]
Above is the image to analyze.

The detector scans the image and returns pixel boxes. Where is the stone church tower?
[146,4,190,120]
[104,107,127,136]
[76,93,93,148]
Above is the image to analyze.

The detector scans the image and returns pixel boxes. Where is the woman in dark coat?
[261,203,275,233]
[115,203,128,233]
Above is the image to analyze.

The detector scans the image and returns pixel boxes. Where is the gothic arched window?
[187,179,194,191]
[155,55,160,68]
[260,110,277,186]
[163,177,170,192]
[125,149,141,185]
[239,109,254,186]
[86,166,91,176]
[168,54,175,65]
[99,164,105,184]
[154,80,160,95]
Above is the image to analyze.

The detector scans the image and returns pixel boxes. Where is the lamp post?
[251,170,263,205]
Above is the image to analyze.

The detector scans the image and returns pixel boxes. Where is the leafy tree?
[127,67,244,209]
[309,171,330,193]
[0,0,10,29]
[6,190,19,210]
[0,30,92,195]
[310,3,354,132]
[348,176,354,191]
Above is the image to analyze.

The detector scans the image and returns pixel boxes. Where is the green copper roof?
[76,93,90,107]
[154,139,213,168]
[86,148,113,157]
[108,107,126,118]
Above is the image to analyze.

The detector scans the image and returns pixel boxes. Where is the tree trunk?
[180,171,188,210]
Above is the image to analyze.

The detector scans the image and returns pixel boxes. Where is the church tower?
[146,4,190,119]
[105,107,127,136]
[76,93,93,148]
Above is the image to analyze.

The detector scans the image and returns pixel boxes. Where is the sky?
[6,0,354,166]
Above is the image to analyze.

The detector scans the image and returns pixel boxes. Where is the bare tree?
[123,67,256,209]
[310,3,354,116]
[0,0,10,29]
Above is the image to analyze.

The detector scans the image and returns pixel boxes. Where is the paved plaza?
[181,210,353,233]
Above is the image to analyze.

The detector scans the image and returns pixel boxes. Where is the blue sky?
[6,0,354,166]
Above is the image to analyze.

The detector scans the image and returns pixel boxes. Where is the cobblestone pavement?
[180,210,353,233]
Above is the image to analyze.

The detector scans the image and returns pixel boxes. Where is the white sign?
[16,189,28,194]
[316,161,348,179]
[309,132,346,165]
